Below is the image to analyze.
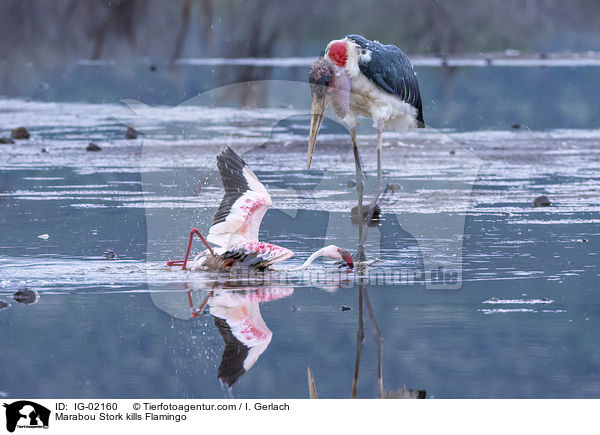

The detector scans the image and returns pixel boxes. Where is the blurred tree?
[89,0,140,60]
[0,0,599,65]
[170,0,193,66]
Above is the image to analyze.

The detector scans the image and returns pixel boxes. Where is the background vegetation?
[2,0,600,64]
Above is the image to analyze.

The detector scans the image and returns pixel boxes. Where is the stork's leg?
[363,284,384,398]
[366,123,384,222]
[351,127,367,262]
[351,279,365,398]
[376,122,383,190]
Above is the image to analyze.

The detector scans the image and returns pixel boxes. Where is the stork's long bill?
[307,58,335,169]
[307,96,326,169]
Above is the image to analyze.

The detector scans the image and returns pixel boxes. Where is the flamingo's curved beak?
[307,88,328,170]
[338,248,354,270]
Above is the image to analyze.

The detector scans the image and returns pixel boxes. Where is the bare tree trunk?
[92,20,109,60]
[171,0,193,66]
[201,0,213,46]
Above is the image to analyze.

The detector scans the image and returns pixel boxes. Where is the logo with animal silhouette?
[3,401,50,432]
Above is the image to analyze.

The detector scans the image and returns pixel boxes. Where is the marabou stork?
[167,147,354,271]
[307,34,424,260]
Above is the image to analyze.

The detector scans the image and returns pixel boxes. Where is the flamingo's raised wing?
[207,147,272,248]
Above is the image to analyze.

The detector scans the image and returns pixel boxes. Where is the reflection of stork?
[167,147,353,271]
[307,34,424,260]
[308,277,426,399]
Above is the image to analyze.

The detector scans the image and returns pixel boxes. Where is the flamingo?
[167,146,354,271]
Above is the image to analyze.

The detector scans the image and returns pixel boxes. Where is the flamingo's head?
[322,245,354,270]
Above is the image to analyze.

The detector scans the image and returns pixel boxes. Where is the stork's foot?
[353,257,381,274]
[354,245,367,263]
[355,258,381,271]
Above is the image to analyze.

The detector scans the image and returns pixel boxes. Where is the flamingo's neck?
[298,247,327,270]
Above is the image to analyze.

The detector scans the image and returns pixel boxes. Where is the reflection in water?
[352,278,428,399]
[1,94,600,398]
[351,277,382,397]
[308,277,427,399]
[211,289,293,387]
[186,284,293,388]
[345,164,427,398]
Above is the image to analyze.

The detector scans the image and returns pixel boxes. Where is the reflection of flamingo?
[211,289,292,387]
[187,287,293,387]
[167,147,353,271]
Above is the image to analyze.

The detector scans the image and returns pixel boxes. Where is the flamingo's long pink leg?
[167,228,215,270]
[185,284,214,318]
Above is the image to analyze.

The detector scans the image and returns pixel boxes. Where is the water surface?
[0,85,599,398]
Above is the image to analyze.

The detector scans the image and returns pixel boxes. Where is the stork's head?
[323,245,354,270]
[307,49,351,169]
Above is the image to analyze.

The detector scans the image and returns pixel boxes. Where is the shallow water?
[0,95,599,398]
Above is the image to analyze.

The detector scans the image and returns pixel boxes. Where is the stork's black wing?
[345,34,424,127]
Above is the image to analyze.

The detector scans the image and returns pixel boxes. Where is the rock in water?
[11,127,30,139]
[0,300,10,310]
[0,137,15,144]
[385,183,402,193]
[351,204,381,227]
[383,387,427,399]
[86,142,102,152]
[13,288,39,305]
[126,126,138,139]
[534,195,551,207]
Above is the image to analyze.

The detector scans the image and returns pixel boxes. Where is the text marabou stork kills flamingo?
[167,147,353,271]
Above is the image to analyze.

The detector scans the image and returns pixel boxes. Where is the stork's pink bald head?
[329,41,347,67]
